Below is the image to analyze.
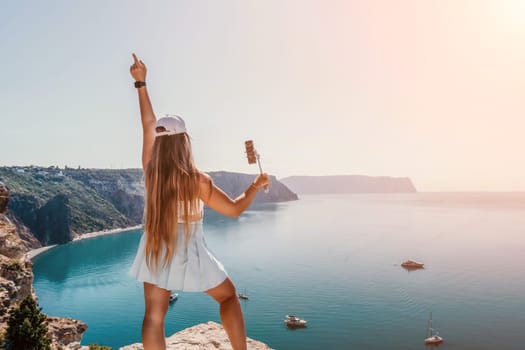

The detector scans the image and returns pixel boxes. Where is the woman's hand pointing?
[130,53,147,82]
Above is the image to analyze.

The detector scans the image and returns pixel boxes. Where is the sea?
[32,193,525,350]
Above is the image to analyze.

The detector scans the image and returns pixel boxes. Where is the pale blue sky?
[2,1,525,191]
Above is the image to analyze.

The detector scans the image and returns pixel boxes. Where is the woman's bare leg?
[142,282,171,350]
[205,278,247,350]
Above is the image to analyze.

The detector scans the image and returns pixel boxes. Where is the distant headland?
[280,175,417,194]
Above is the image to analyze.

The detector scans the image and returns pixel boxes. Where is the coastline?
[72,224,143,241]
[26,224,143,260]
[25,245,58,260]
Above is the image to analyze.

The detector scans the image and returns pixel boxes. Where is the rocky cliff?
[280,175,417,194]
[66,168,145,225]
[1,167,133,248]
[0,167,298,248]
[120,321,273,350]
[0,181,87,349]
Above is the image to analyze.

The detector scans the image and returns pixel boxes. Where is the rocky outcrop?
[281,175,417,194]
[7,214,41,248]
[0,184,87,349]
[0,182,9,215]
[0,191,34,335]
[0,254,33,304]
[47,316,88,350]
[120,321,273,350]
[0,219,27,260]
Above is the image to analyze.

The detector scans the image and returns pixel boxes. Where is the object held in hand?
[244,140,258,165]
[244,140,269,193]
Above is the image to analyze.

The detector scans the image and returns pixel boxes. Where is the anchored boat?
[169,293,178,303]
[401,259,425,269]
[424,311,444,345]
[238,288,249,300]
[284,315,307,328]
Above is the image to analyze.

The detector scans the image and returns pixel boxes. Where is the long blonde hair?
[144,130,200,273]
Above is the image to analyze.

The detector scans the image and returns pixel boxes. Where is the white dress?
[128,200,228,292]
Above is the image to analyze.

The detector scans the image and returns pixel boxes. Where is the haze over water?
[33,193,525,349]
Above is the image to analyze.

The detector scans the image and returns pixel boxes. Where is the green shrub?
[88,344,113,350]
[6,260,23,273]
[5,296,51,350]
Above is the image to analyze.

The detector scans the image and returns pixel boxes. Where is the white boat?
[169,293,178,303]
[238,288,249,300]
[424,312,444,345]
[401,259,424,268]
[284,315,307,328]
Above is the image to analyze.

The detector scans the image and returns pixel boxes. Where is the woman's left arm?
[198,172,270,218]
[130,53,156,171]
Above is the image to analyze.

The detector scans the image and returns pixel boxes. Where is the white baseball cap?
[155,114,187,137]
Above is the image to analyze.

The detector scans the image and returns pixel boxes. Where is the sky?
[1,0,525,191]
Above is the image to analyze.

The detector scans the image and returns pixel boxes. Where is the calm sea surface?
[33,193,525,349]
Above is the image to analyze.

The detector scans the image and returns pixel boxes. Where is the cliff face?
[0,183,9,217]
[0,167,298,248]
[66,168,145,224]
[280,175,417,194]
[0,206,33,320]
[0,182,26,259]
[0,252,33,325]
[1,167,133,247]
[121,321,273,350]
[36,194,72,245]
[0,182,87,349]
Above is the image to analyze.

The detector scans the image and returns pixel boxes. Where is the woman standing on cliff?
[128,53,270,350]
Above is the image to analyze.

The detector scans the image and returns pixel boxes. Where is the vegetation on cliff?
[4,296,51,350]
[0,167,135,246]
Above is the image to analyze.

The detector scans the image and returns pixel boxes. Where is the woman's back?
[177,198,204,223]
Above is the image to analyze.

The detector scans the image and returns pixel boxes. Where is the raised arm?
[198,172,271,218]
[130,53,156,171]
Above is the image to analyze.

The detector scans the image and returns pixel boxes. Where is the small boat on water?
[284,315,307,328]
[401,259,424,268]
[425,335,444,346]
[169,293,178,303]
[238,288,249,300]
[424,312,444,345]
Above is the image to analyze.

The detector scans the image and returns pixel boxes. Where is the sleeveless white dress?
[128,200,228,292]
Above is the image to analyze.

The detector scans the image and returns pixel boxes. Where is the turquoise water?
[33,193,525,349]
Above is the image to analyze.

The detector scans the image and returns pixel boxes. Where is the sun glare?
[502,0,525,31]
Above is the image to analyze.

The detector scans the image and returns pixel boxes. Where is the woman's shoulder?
[196,171,213,184]
[196,171,213,202]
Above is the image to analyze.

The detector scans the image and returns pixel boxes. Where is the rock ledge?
[119,321,273,350]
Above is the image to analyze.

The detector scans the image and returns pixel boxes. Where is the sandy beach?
[72,224,143,241]
[26,224,143,260]
[25,245,58,260]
